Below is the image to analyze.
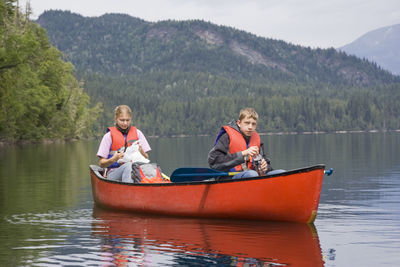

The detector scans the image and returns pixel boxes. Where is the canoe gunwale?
[89,164,326,186]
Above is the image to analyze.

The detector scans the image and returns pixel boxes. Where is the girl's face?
[115,112,131,129]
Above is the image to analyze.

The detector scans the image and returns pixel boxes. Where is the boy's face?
[237,116,257,137]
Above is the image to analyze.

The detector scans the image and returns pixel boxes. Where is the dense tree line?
[83,72,400,136]
[0,1,102,142]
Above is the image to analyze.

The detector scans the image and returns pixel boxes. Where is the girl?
[96,105,151,182]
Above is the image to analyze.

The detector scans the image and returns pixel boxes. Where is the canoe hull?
[90,165,325,223]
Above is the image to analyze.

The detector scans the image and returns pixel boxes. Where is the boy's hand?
[242,146,259,159]
[260,158,268,173]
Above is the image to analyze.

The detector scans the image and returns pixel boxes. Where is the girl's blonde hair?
[114,105,132,118]
[238,107,258,121]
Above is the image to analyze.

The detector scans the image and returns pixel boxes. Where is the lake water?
[1,132,399,266]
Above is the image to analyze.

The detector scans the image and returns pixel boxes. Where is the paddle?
[170,168,239,182]
[171,167,334,182]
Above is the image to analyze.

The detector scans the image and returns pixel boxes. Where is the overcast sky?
[19,0,400,48]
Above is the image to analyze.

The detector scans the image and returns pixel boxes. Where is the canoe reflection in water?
[92,206,324,266]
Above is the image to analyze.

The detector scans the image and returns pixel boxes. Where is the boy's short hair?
[238,107,258,121]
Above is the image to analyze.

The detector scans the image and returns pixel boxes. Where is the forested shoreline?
[0,1,102,143]
[82,72,400,137]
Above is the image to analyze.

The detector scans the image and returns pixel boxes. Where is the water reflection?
[92,206,324,266]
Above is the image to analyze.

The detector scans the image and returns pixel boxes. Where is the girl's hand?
[113,151,125,161]
[138,145,149,159]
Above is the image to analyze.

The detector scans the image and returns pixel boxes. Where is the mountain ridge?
[37,10,399,87]
[340,23,400,75]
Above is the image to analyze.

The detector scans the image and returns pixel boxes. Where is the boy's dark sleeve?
[207,133,245,172]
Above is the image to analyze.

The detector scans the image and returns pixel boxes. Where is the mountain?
[339,24,400,76]
[33,10,400,136]
[37,10,398,87]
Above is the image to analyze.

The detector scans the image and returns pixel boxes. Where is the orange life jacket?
[107,126,138,168]
[108,126,138,151]
[223,126,261,171]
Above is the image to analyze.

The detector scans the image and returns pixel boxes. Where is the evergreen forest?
[0,1,102,142]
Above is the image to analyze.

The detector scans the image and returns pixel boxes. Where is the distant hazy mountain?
[339,24,400,76]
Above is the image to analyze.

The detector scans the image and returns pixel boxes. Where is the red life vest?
[223,126,261,171]
[108,126,138,152]
[107,126,138,168]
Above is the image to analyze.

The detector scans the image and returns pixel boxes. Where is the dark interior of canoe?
[89,164,325,185]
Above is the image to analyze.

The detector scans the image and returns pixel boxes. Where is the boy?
[208,107,271,179]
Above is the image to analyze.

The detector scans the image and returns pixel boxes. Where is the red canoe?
[89,164,325,223]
